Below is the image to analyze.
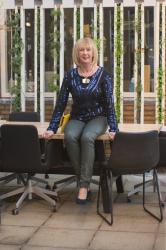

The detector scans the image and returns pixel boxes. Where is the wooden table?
[0,121,161,140]
[0,121,162,213]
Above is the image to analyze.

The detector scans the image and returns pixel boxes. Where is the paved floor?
[0,174,165,250]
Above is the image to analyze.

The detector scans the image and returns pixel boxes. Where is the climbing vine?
[114,4,122,123]
[156,4,164,123]
[7,10,23,112]
[76,7,80,40]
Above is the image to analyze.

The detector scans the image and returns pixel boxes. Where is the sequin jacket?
[47,66,118,133]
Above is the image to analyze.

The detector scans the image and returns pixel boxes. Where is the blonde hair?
[72,37,98,66]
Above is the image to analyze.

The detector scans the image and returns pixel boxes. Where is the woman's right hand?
[42,130,54,139]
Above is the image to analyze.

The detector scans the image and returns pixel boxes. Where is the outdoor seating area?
[0,172,165,250]
[1,1,166,249]
[0,120,165,250]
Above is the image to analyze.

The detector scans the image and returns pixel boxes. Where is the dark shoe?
[76,190,92,205]
[76,197,87,205]
[87,190,92,201]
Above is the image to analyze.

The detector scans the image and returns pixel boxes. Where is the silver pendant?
[82,78,90,84]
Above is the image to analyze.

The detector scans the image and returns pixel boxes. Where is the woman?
[43,37,118,204]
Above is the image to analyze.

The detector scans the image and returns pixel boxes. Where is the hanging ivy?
[7,10,23,112]
[157,4,164,123]
[135,4,142,123]
[76,7,80,40]
[114,4,122,123]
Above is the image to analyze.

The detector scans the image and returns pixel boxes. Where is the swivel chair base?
[0,178,57,214]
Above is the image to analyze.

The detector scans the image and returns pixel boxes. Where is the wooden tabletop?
[0,120,162,141]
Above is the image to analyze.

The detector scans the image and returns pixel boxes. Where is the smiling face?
[73,37,98,67]
[78,46,93,66]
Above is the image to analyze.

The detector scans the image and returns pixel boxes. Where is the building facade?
[0,0,165,123]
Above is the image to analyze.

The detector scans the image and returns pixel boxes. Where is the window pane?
[64,8,74,72]
[123,7,135,92]
[144,7,154,92]
[25,9,34,92]
[84,8,94,38]
[103,7,114,76]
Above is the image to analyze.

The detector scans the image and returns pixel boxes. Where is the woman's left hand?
[107,131,116,141]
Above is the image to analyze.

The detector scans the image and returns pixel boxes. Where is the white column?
[93,3,97,39]
[59,5,64,87]
[0,8,8,96]
[73,5,77,44]
[80,4,84,38]
[140,3,144,124]
[40,5,45,122]
[20,6,25,111]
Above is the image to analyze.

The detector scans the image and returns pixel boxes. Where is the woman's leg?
[64,119,85,177]
[80,116,107,189]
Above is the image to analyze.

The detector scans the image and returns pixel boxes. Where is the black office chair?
[97,131,163,225]
[0,111,46,185]
[127,131,166,203]
[0,124,57,214]
[8,111,40,122]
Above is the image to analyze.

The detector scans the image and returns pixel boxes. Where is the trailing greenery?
[8,11,23,112]
[114,4,122,123]
[47,8,61,93]
[156,4,164,123]
[135,4,142,123]
[76,7,80,40]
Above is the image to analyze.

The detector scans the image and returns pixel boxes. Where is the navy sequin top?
[47,66,118,133]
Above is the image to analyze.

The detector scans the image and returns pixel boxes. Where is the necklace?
[82,78,90,84]
[78,65,97,84]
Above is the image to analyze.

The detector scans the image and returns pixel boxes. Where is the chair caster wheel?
[161,202,165,208]
[46,184,51,190]
[52,184,57,190]
[12,208,19,215]
[52,206,57,212]
[127,197,131,203]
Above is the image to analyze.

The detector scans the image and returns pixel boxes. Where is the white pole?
[93,3,97,39]
[80,4,84,38]
[73,5,77,44]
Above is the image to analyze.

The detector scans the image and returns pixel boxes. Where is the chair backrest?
[158,131,166,167]
[108,130,159,176]
[1,124,44,173]
[8,112,40,122]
